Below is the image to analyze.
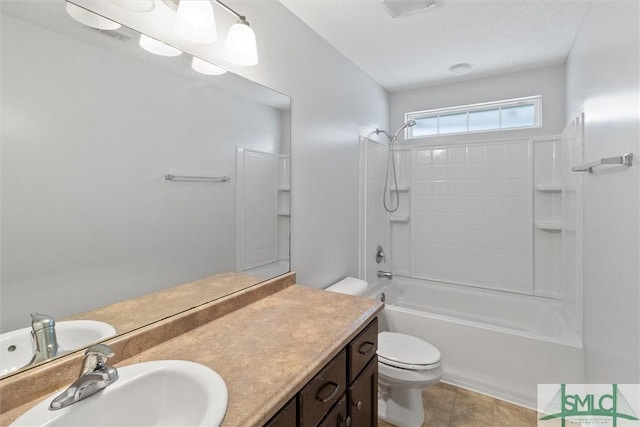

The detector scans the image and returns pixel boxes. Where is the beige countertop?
[1,282,382,426]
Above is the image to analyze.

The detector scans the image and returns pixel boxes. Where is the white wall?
[565,0,640,382]
[1,15,285,331]
[390,65,566,145]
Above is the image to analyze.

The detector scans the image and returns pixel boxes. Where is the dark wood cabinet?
[348,356,378,427]
[317,394,349,427]
[299,350,347,426]
[347,319,378,384]
[265,398,297,427]
[264,317,378,427]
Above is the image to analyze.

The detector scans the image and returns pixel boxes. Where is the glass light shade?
[109,0,155,13]
[191,57,227,76]
[223,20,258,66]
[65,2,121,30]
[174,0,217,44]
[139,34,183,57]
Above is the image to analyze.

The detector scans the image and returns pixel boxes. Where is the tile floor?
[377,382,539,427]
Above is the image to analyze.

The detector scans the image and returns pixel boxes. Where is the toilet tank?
[325,277,369,296]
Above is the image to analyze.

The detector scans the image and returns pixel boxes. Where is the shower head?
[374,119,416,143]
[392,119,417,140]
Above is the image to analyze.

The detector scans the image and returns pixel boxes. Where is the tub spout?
[378,270,393,280]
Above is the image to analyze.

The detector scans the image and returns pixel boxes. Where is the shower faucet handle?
[375,245,385,264]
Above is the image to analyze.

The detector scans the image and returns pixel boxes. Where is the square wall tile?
[450,147,467,163]
[432,148,449,164]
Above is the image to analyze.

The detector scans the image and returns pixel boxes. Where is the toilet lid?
[377,332,441,369]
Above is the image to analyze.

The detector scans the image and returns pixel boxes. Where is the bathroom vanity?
[0,273,383,426]
[266,318,379,426]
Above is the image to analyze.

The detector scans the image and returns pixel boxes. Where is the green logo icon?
[540,384,639,426]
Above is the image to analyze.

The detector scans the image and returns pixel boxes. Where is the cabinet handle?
[315,381,340,403]
[357,341,375,355]
[352,400,363,410]
[339,415,352,427]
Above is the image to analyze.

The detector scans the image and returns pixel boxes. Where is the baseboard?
[441,373,537,411]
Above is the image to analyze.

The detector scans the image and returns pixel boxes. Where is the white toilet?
[326,277,443,427]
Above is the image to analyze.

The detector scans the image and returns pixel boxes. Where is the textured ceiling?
[280,0,592,92]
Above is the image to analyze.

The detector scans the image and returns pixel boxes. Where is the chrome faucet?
[49,344,118,410]
[25,313,60,367]
[378,270,393,280]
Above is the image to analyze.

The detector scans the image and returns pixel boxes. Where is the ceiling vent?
[381,0,437,18]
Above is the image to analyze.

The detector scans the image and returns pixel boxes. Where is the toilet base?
[378,384,425,427]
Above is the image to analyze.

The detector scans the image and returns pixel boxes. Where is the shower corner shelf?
[535,221,562,231]
[278,186,290,191]
[534,184,562,193]
[278,210,290,217]
[390,215,410,223]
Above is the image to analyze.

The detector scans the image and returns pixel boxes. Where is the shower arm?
[375,128,394,142]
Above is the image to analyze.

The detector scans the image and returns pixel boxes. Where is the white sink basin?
[0,320,116,376]
[11,360,228,427]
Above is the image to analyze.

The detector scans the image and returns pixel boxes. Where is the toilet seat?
[378,332,441,371]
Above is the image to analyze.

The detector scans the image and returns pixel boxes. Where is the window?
[406,96,541,139]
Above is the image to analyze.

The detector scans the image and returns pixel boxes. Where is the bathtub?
[365,277,584,409]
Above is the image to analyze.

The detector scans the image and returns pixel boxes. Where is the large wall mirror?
[0,0,290,377]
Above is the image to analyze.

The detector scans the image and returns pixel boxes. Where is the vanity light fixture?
[163,0,258,66]
[139,34,183,56]
[174,0,217,44]
[223,17,258,66]
[109,0,155,13]
[65,2,121,30]
[191,57,227,75]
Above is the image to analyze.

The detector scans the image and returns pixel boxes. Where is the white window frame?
[405,95,542,139]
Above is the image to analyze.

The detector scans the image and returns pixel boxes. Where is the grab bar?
[572,153,633,173]
[164,174,230,182]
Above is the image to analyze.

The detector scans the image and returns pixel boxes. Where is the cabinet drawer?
[264,397,296,427]
[348,317,378,384]
[299,350,347,427]
[317,394,349,427]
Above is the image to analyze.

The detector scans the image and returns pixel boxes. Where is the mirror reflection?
[0,0,290,377]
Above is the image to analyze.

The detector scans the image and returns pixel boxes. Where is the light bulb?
[66,2,121,30]
[223,19,258,66]
[139,34,183,57]
[174,0,217,44]
[191,57,227,75]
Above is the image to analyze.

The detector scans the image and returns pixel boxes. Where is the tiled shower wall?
[410,140,534,294]
[362,136,580,305]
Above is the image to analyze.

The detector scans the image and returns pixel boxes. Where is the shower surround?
[359,128,584,407]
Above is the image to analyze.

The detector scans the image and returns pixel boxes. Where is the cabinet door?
[348,356,378,427]
[264,397,297,427]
